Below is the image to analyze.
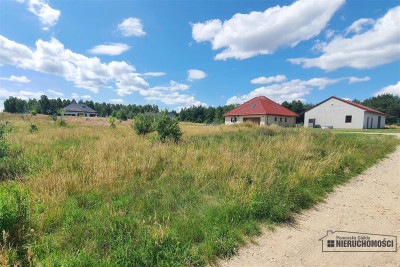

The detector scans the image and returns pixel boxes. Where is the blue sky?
[0,0,399,111]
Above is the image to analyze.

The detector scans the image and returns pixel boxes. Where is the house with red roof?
[223,96,298,126]
[304,96,386,129]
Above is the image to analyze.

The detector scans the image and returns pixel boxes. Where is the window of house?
[275,117,277,121]
[251,104,256,109]
[280,117,282,122]
[231,116,237,123]
[345,115,352,123]
[285,118,287,122]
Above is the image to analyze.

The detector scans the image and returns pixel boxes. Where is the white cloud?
[345,18,375,35]
[187,69,207,81]
[71,93,78,98]
[15,0,25,3]
[150,81,190,92]
[141,72,166,77]
[226,76,360,104]
[192,0,344,60]
[0,88,43,100]
[0,75,30,83]
[0,35,149,94]
[110,98,124,104]
[374,81,400,96]
[115,73,149,96]
[47,89,63,97]
[27,0,61,30]
[325,29,335,39]
[289,6,400,71]
[81,95,91,99]
[0,36,33,65]
[139,80,206,107]
[303,77,342,90]
[191,19,222,42]
[348,76,370,84]
[88,43,130,56]
[251,75,287,84]
[118,17,146,37]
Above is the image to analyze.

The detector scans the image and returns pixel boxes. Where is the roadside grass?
[316,128,400,133]
[0,113,399,266]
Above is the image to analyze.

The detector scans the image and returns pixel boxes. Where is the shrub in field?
[30,110,37,116]
[156,114,183,142]
[132,113,155,135]
[49,114,57,121]
[109,116,116,128]
[28,124,38,133]
[56,118,66,127]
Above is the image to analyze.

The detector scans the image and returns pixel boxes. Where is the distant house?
[304,96,386,129]
[63,103,97,117]
[223,96,298,126]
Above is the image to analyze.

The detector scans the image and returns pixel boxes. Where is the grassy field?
[1,113,399,266]
[328,128,400,133]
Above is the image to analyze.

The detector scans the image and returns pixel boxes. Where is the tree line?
[3,94,399,124]
[3,95,161,121]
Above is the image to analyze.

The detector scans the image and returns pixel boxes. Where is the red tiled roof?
[223,96,298,117]
[305,96,386,116]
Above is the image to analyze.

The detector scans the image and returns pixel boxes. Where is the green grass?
[323,128,400,133]
[1,114,399,266]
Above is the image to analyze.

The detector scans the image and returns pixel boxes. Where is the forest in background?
[3,94,400,124]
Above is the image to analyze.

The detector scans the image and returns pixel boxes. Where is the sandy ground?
[220,133,400,267]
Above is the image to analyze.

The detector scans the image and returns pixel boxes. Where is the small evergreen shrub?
[30,110,37,116]
[109,116,116,129]
[132,114,155,135]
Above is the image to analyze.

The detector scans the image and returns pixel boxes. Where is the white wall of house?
[63,112,97,117]
[363,112,385,129]
[225,115,295,127]
[266,115,296,127]
[304,98,385,129]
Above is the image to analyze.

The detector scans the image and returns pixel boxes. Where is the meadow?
[1,113,399,266]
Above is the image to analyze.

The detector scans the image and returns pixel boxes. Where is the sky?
[0,0,399,111]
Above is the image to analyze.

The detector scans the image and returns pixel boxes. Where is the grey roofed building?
[63,103,97,117]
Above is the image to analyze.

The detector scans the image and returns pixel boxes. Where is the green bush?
[133,113,155,135]
[49,114,57,121]
[0,182,29,244]
[30,109,37,116]
[109,116,116,129]
[57,118,67,127]
[29,124,38,133]
[156,114,183,142]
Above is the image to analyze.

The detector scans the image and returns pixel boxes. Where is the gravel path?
[219,133,400,267]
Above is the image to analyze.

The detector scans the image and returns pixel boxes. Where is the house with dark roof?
[63,103,97,117]
[304,96,386,129]
[223,96,298,126]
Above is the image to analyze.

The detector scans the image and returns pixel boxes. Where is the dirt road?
[220,133,400,267]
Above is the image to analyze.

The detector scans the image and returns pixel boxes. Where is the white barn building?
[304,96,386,129]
